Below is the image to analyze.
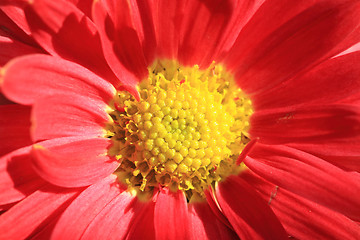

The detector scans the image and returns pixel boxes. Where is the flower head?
[1,0,360,239]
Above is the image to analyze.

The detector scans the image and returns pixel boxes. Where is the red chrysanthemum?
[1,0,360,239]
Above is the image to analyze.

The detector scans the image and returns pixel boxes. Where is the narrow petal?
[31,93,110,142]
[250,104,360,144]
[253,52,360,109]
[32,136,119,188]
[92,0,146,88]
[0,7,37,46]
[125,200,156,240]
[287,141,360,172]
[154,188,189,240]
[188,202,237,240]
[242,170,360,239]
[0,146,46,205]
[0,35,42,67]
[215,175,288,239]
[1,54,115,105]
[67,0,93,19]
[51,175,123,239]
[23,0,118,82]
[80,191,141,240]
[0,104,32,156]
[245,144,360,220]
[0,184,83,240]
[225,0,360,93]
[178,0,265,67]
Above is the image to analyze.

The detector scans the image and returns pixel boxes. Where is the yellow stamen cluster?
[107,60,253,201]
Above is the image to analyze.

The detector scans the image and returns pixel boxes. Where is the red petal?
[0,35,42,66]
[81,191,141,240]
[242,170,360,239]
[287,141,360,172]
[215,175,287,239]
[0,146,46,206]
[23,0,117,82]
[67,0,93,19]
[125,200,156,240]
[225,0,360,93]
[0,184,83,240]
[1,54,115,105]
[92,0,146,87]
[32,93,110,142]
[250,104,360,144]
[32,136,119,188]
[177,0,265,67]
[337,41,360,57]
[0,93,13,105]
[245,144,360,220]
[154,188,189,240]
[0,104,32,156]
[254,52,360,109]
[188,202,237,240]
[0,7,37,46]
[51,175,123,239]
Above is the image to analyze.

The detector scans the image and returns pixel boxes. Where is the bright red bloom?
[1,0,360,239]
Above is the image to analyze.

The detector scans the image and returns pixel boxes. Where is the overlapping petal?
[0,146,46,206]
[253,51,360,109]
[245,144,360,220]
[31,93,110,142]
[32,136,119,188]
[1,54,115,105]
[188,203,237,240]
[215,175,288,239]
[225,0,360,93]
[0,184,83,240]
[21,0,118,82]
[241,170,360,240]
[51,175,123,239]
[80,191,146,240]
[0,104,32,156]
[154,188,189,240]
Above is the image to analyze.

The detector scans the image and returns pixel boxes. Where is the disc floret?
[107,60,253,201]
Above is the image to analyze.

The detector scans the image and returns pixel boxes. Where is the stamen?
[106,60,253,202]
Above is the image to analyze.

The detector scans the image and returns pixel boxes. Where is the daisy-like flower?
[1,0,360,239]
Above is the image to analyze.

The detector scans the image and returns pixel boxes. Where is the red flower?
[1,0,360,239]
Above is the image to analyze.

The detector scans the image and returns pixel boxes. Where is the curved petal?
[1,54,115,105]
[67,0,93,19]
[22,0,118,82]
[32,136,119,188]
[154,188,189,240]
[188,202,238,240]
[31,93,110,142]
[125,200,156,240]
[92,0,147,88]
[177,0,265,67]
[253,51,360,109]
[0,184,83,240]
[245,144,360,221]
[0,104,32,156]
[215,175,287,240]
[80,191,142,240]
[241,170,360,239]
[225,0,360,94]
[0,146,46,206]
[287,141,360,172]
[51,175,123,239]
[0,35,42,67]
[250,104,360,144]
[0,7,38,46]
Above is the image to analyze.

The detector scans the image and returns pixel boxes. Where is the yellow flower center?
[107,60,253,202]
